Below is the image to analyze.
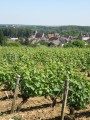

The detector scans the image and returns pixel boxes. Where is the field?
[0,46,90,120]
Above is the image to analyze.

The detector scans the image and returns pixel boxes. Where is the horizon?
[0,0,90,26]
[1,24,90,27]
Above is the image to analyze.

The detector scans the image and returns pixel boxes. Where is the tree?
[72,40,85,48]
[63,40,85,48]
[24,37,29,45]
[0,30,7,46]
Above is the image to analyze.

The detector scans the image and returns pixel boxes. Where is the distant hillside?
[29,25,90,35]
[0,24,90,37]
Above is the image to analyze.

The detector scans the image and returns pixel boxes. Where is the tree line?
[0,25,90,38]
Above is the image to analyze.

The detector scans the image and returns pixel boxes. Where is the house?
[35,32,43,38]
[51,39,61,46]
[47,33,60,40]
[78,32,90,41]
[59,37,68,44]
[8,38,19,41]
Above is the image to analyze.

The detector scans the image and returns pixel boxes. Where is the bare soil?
[0,86,90,120]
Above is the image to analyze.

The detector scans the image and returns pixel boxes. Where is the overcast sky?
[0,0,90,26]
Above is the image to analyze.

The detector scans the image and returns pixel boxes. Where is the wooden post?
[11,75,20,113]
[61,80,69,120]
[4,91,9,99]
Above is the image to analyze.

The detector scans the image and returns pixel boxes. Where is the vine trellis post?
[11,75,20,113]
[61,80,69,120]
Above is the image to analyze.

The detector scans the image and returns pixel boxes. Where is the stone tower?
[78,32,83,40]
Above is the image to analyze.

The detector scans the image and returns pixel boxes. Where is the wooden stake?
[11,75,20,113]
[61,80,69,120]
[4,91,9,99]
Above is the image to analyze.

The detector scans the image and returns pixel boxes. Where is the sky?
[0,0,90,26]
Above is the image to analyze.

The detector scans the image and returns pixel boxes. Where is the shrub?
[63,40,85,48]
[7,42,22,47]
[63,42,74,48]
[39,40,49,46]
[72,40,85,48]
[86,43,90,48]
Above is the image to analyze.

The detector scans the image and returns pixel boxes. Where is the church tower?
[78,32,83,40]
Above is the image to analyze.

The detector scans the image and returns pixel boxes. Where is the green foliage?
[63,42,74,48]
[0,47,90,110]
[63,40,85,48]
[7,42,22,47]
[68,75,90,110]
[48,42,55,47]
[0,30,7,46]
[39,40,49,46]
[72,40,85,48]
[86,43,90,48]
[1,25,90,38]
[24,37,29,45]
[1,27,33,38]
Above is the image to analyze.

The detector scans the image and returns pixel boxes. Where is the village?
[8,31,90,46]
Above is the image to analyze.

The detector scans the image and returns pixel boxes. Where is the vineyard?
[0,46,90,120]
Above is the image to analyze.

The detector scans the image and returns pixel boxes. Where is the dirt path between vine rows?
[0,86,90,120]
